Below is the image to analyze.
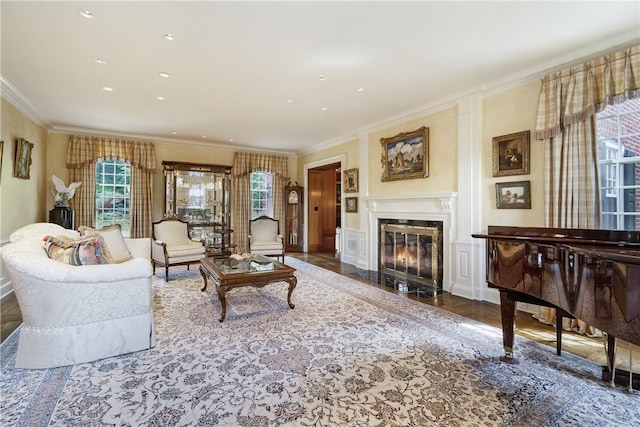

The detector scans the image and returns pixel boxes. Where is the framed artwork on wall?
[343,168,358,193]
[346,197,358,213]
[495,181,531,209]
[380,126,429,182]
[14,138,34,180]
[492,130,530,177]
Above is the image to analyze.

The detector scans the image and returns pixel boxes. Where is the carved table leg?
[499,290,518,363]
[199,266,208,292]
[216,286,228,322]
[285,276,297,309]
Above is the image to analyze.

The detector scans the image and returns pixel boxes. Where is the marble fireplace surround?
[363,193,458,292]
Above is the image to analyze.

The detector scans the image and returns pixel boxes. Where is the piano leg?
[603,333,617,387]
[601,334,639,390]
[499,290,518,363]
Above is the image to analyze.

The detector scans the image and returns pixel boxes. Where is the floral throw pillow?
[43,235,107,266]
[78,224,132,264]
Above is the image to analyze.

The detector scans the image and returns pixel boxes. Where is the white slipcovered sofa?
[1,223,155,369]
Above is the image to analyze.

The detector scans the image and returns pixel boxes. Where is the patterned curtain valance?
[535,45,640,140]
[232,152,290,179]
[67,135,157,172]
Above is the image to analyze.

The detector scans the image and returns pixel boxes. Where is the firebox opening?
[352,219,446,299]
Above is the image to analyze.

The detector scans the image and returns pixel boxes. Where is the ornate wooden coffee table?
[199,255,297,322]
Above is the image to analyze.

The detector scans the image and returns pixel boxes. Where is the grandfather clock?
[285,182,303,252]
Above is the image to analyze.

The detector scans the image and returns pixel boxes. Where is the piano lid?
[472,226,640,250]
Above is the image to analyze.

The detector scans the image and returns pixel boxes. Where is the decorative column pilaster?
[452,93,485,299]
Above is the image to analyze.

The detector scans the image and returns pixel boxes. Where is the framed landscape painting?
[495,181,531,209]
[380,126,429,182]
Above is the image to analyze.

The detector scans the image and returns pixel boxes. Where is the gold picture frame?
[346,197,358,213]
[492,130,530,177]
[343,168,358,193]
[14,138,34,180]
[380,126,429,182]
[495,180,531,209]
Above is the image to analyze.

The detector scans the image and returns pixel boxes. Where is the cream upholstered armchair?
[248,216,285,262]
[152,219,206,280]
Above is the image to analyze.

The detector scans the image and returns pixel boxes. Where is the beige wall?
[2,78,545,244]
[296,138,359,229]
[296,138,358,179]
[1,99,48,242]
[482,81,544,228]
[368,106,458,196]
[296,107,459,233]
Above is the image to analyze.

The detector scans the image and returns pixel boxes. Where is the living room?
[1,2,639,425]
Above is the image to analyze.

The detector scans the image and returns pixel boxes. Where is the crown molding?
[0,75,49,128]
[48,125,297,157]
[303,31,640,154]
[4,30,638,158]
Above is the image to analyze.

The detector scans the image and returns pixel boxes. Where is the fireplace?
[377,219,444,297]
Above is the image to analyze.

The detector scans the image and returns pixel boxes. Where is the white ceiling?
[2,1,639,155]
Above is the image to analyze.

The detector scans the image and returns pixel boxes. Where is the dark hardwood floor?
[0,251,624,370]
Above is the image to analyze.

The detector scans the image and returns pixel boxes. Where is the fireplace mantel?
[362,193,458,291]
[363,193,457,216]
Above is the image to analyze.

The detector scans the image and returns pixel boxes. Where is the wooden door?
[308,169,324,252]
[307,166,338,253]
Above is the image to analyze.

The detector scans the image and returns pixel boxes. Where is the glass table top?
[205,254,285,275]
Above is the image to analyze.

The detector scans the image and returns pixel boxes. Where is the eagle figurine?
[51,175,82,207]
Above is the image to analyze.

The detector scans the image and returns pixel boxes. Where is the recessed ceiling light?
[321,107,328,111]
[171,132,178,135]
[159,72,170,78]
[78,9,94,19]
[286,99,294,104]
[229,139,234,142]
[94,57,107,65]
[102,86,114,92]
[157,96,165,101]
[356,86,365,92]
[202,136,207,139]
[318,75,326,81]
[164,33,175,41]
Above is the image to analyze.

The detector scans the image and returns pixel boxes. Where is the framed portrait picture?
[343,168,358,193]
[346,197,358,213]
[492,130,530,177]
[380,126,429,182]
[13,138,34,180]
[495,181,531,209]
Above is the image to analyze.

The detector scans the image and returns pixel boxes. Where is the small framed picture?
[343,168,359,193]
[492,130,530,177]
[495,181,531,209]
[14,138,34,180]
[346,197,358,213]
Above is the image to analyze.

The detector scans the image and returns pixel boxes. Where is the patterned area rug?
[1,259,639,426]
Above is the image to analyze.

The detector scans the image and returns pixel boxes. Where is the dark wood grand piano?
[472,226,640,387]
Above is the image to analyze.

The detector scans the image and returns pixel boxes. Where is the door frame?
[303,154,346,254]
